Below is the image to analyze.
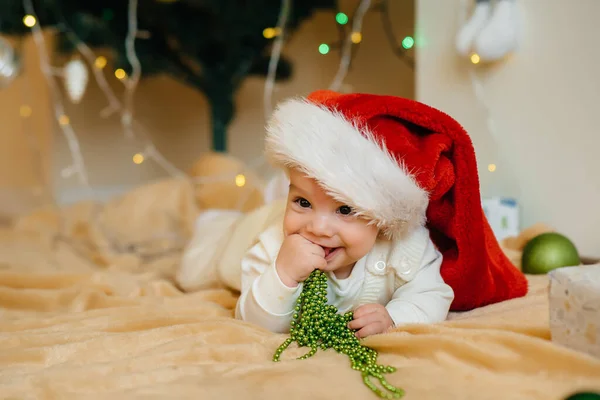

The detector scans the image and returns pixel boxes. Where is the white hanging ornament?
[63,58,89,103]
[0,36,21,89]
[473,0,520,62]
[456,0,521,63]
[455,1,492,57]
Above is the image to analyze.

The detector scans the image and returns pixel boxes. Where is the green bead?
[273,270,404,398]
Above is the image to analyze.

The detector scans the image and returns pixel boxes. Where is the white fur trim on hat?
[265,97,429,239]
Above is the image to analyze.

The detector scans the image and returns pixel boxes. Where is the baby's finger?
[308,244,325,257]
[355,322,385,339]
[348,311,381,330]
[352,304,380,319]
[309,254,327,270]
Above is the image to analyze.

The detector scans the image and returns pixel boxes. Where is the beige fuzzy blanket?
[0,178,599,400]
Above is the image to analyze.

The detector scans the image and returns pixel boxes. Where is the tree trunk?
[208,89,234,152]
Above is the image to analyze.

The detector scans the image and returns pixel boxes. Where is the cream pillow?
[176,199,285,292]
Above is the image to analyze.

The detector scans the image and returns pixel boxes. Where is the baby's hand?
[348,304,394,338]
[275,234,326,287]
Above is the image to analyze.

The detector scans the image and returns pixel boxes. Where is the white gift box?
[548,264,600,358]
[482,197,520,241]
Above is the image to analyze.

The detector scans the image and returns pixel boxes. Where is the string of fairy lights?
[9,0,418,262]
[458,0,508,178]
[314,1,416,59]
[263,0,291,121]
[15,0,416,189]
[328,0,371,91]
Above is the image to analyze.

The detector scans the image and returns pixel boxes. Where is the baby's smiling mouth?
[322,247,340,259]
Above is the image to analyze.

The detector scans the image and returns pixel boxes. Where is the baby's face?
[282,169,378,278]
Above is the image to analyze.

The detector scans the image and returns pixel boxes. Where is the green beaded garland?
[273,270,405,399]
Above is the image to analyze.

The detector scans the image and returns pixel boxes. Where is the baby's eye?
[338,205,353,215]
[294,197,311,208]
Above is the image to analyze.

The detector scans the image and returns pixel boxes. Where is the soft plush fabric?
[265,91,528,311]
[0,178,598,399]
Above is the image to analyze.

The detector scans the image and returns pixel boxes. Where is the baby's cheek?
[345,241,372,262]
[340,220,378,259]
[282,211,303,236]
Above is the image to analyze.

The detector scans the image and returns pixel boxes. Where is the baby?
[235,90,528,337]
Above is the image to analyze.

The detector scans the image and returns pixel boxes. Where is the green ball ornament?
[521,232,581,275]
[564,392,600,400]
[273,269,405,399]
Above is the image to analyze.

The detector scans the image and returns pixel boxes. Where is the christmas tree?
[0,0,338,151]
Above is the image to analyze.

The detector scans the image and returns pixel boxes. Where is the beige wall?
[0,34,54,218]
[416,0,600,257]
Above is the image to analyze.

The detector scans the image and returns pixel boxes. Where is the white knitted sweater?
[235,223,455,333]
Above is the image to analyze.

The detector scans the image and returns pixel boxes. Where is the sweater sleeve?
[385,238,454,326]
[234,227,302,333]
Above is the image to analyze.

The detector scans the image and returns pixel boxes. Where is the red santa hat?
[264,90,528,311]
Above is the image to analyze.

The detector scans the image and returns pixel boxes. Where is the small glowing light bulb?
[133,153,145,164]
[58,115,70,126]
[402,36,414,49]
[488,164,496,172]
[115,68,126,80]
[351,32,362,44]
[318,44,330,55]
[470,53,481,64]
[95,56,107,69]
[23,15,37,27]
[335,12,348,25]
[235,174,246,187]
[263,28,276,39]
